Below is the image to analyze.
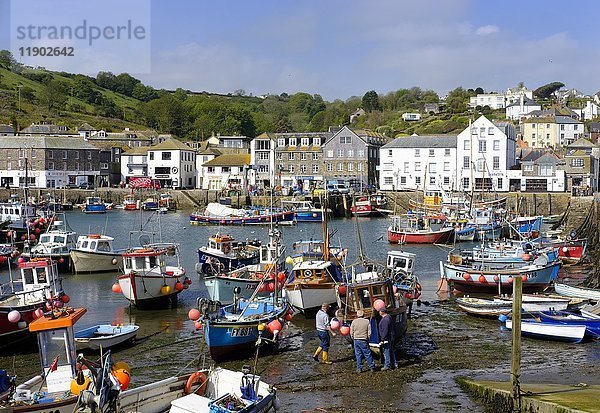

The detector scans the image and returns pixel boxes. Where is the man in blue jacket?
[378,308,396,370]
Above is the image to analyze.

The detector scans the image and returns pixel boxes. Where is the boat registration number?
[230,327,252,337]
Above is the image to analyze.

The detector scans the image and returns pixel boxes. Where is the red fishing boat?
[387,214,454,244]
[350,194,391,217]
[545,237,587,264]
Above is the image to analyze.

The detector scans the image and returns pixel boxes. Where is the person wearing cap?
[350,309,375,373]
[378,308,396,370]
[313,303,335,364]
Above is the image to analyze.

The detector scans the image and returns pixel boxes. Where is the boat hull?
[505,319,586,343]
[554,282,600,301]
[388,227,454,244]
[75,324,139,350]
[204,276,268,304]
[117,270,183,309]
[70,249,122,273]
[456,296,570,317]
[83,205,107,214]
[442,261,561,294]
[294,210,324,222]
[285,283,337,314]
[351,204,389,217]
[197,251,260,275]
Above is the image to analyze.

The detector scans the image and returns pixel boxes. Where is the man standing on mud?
[378,308,396,370]
[350,310,376,373]
[313,303,335,364]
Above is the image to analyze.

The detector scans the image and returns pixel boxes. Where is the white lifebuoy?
[172,167,179,174]
[303,269,313,277]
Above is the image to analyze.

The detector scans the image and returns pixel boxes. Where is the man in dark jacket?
[378,308,396,370]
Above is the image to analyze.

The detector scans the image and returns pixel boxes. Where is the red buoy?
[493,275,500,283]
[478,275,487,284]
[188,308,201,321]
[340,325,350,336]
[111,283,122,293]
[267,319,282,334]
[337,285,347,296]
[463,273,471,281]
[508,276,514,284]
[175,282,184,292]
[521,275,527,282]
[61,294,70,303]
[277,271,286,282]
[373,299,385,311]
[267,282,275,292]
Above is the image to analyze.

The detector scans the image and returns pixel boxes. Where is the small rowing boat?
[504,318,586,343]
[75,324,139,350]
[554,282,600,301]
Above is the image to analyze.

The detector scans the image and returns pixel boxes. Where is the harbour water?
[2,210,599,412]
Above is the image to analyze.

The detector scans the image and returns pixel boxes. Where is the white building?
[571,101,600,121]
[379,136,457,191]
[402,113,421,121]
[147,138,196,189]
[456,116,517,192]
[195,145,222,189]
[249,133,276,187]
[200,154,250,190]
[505,96,541,120]
[470,88,533,110]
[120,146,149,184]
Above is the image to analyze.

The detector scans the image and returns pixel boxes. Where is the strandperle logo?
[10,0,151,74]
[15,20,147,46]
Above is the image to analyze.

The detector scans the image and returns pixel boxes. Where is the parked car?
[66,183,79,189]
[326,182,350,194]
[78,182,94,190]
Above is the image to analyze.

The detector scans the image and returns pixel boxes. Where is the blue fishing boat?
[511,215,542,237]
[82,196,107,214]
[196,233,262,276]
[281,200,329,222]
[196,294,289,362]
[538,310,600,338]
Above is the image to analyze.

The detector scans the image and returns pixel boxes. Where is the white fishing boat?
[505,318,586,343]
[21,215,77,272]
[456,295,571,317]
[284,260,339,314]
[70,233,125,273]
[116,243,187,309]
[75,324,139,351]
[554,282,600,301]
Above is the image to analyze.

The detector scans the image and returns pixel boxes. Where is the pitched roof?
[122,146,149,155]
[555,115,583,124]
[0,124,14,134]
[198,147,222,156]
[506,96,539,108]
[77,122,96,132]
[203,154,250,167]
[0,136,100,150]
[19,123,76,135]
[567,137,595,148]
[149,138,192,151]
[383,135,457,149]
[533,153,562,165]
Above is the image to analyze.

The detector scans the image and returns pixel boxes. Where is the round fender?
[185,371,208,395]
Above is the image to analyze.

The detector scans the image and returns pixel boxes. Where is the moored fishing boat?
[123,194,139,210]
[387,213,454,244]
[385,250,421,311]
[0,258,64,347]
[159,193,177,211]
[510,215,542,238]
[196,233,262,276]
[190,203,295,226]
[350,193,391,217]
[281,199,329,222]
[285,260,341,314]
[504,318,586,343]
[456,295,571,317]
[115,243,187,309]
[538,310,600,338]
[554,282,600,301]
[82,196,107,214]
[441,258,561,294]
[70,233,124,273]
[543,236,587,264]
[142,195,159,211]
[21,215,77,273]
[75,324,139,351]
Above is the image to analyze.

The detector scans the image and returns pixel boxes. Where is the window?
[463,140,469,150]
[348,163,354,172]
[347,149,354,157]
[358,150,364,157]
[75,151,79,160]
[149,152,154,160]
[31,149,36,158]
[6,162,10,170]
[463,156,470,169]
[443,176,450,185]
[415,149,420,157]
[101,162,109,169]
[289,165,295,173]
[546,133,550,141]
[497,178,503,188]
[313,153,318,160]
[162,152,171,160]
[18,149,24,158]
[48,150,53,159]
[312,164,319,173]
[479,140,486,153]
[546,124,550,129]
[276,152,282,160]
[404,162,409,173]
[340,136,351,144]
[540,165,553,176]
[289,138,297,147]
[63,162,67,170]
[443,162,450,171]
[488,127,494,135]
[476,159,485,172]
[300,164,307,173]
[337,149,344,158]
[327,163,333,172]
[415,176,421,185]
[88,151,92,160]
[571,158,584,167]
[388,149,393,156]
[62,150,67,159]
[400,176,406,184]
[301,138,309,146]
[429,176,436,185]
[313,137,321,146]
[524,164,534,172]
[493,140,500,151]
[560,125,565,131]
[462,177,470,189]
[471,127,477,135]
[257,152,269,160]
[531,123,536,128]
[300,153,307,161]
[574,124,578,130]
[75,162,80,171]
[384,177,393,185]
[493,156,500,170]
[480,127,485,135]
[428,163,437,173]
[256,140,270,150]
[414,162,421,171]
[222,167,230,173]
[258,165,269,173]
[327,150,334,158]
[429,149,435,157]
[48,162,54,170]
[445,148,451,156]
[357,163,363,172]
[288,153,295,161]
[277,138,285,147]
[337,162,343,172]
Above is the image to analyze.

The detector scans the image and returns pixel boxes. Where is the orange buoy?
[175,282,184,292]
[70,372,91,396]
[521,275,527,282]
[521,253,531,261]
[463,273,471,281]
[340,325,350,336]
[478,275,487,284]
[161,285,172,295]
[373,299,386,311]
[188,308,201,321]
[184,371,207,395]
[277,271,286,282]
[267,282,275,292]
[337,285,347,296]
[112,283,122,293]
[113,369,131,390]
[267,319,282,334]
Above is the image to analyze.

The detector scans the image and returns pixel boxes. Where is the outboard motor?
[240,365,259,401]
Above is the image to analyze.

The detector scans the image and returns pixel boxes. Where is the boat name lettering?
[229,327,252,337]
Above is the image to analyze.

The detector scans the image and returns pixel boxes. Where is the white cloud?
[475,25,500,36]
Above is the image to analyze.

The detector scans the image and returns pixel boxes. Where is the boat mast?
[322,195,330,262]
[469,119,474,217]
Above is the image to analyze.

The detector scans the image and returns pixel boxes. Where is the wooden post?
[511,275,523,412]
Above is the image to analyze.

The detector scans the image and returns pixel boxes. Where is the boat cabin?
[207,234,236,255]
[28,308,86,393]
[122,244,180,274]
[386,251,415,278]
[86,197,103,206]
[281,200,315,211]
[423,190,442,206]
[75,234,116,254]
[0,202,36,227]
[292,260,334,281]
[18,259,61,303]
[339,279,397,318]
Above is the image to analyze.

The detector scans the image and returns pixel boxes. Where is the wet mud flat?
[236,300,600,413]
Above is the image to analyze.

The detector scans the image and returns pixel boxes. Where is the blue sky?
[3,0,600,100]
